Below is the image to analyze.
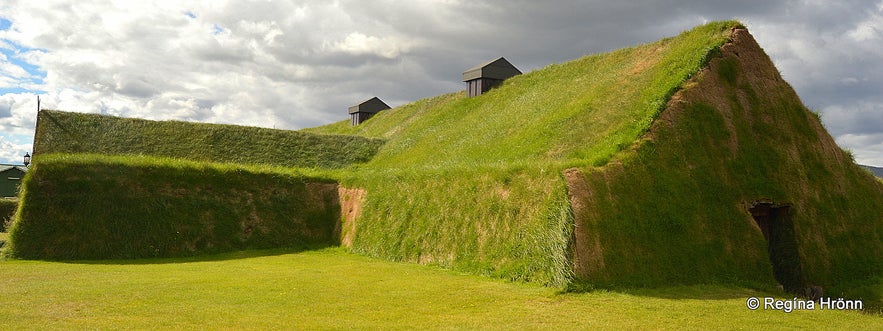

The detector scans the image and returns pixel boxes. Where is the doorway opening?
[749,200,805,293]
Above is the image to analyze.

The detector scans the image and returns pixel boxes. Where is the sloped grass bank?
[1,249,880,330]
[4,154,341,260]
[34,110,384,169]
[341,166,574,287]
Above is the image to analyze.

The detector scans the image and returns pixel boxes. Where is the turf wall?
[5,155,341,260]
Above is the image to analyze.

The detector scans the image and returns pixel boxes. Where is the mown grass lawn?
[1,248,879,330]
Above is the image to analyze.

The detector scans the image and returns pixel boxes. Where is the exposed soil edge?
[337,186,366,248]
[563,168,605,278]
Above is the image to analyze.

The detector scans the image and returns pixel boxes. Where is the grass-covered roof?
[306,21,743,170]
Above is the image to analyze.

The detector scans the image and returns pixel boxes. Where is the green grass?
[340,166,574,287]
[33,109,384,169]
[1,248,879,330]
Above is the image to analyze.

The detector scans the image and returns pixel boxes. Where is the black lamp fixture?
[23,152,31,167]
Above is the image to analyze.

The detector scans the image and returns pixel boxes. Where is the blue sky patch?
[0,41,47,75]
[212,24,225,35]
[0,18,11,31]
[0,39,47,95]
[0,87,43,95]
[5,133,32,146]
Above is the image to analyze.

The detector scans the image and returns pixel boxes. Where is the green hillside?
[34,110,383,169]
[7,20,882,304]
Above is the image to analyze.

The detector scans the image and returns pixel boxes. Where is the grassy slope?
[34,110,383,169]
[304,22,746,287]
[1,249,880,330]
[5,154,340,260]
[307,22,735,170]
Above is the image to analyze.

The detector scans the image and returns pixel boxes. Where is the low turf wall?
[33,110,384,169]
[5,154,341,260]
[340,166,574,287]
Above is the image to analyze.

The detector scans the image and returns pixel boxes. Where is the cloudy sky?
[1,0,882,166]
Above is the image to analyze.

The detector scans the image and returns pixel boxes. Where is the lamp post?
[23,153,31,167]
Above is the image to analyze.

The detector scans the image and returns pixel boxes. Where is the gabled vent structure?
[462,57,521,97]
[349,97,390,126]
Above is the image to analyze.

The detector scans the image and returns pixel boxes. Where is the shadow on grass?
[564,280,779,301]
[58,244,335,265]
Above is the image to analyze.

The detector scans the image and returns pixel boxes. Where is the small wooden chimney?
[462,57,521,97]
[349,97,390,126]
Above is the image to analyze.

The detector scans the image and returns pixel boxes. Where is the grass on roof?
[306,21,742,171]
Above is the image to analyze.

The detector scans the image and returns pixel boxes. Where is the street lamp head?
[23,152,31,167]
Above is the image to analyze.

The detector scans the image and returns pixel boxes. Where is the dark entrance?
[749,201,805,293]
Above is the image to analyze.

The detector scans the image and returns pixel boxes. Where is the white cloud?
[742,1,883,167]
[0,92,36,164]
[0,134,32,165]
[0,54,29,78]
[326,32,408,58]
[0,93,37,135]
[847,3,882,41]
